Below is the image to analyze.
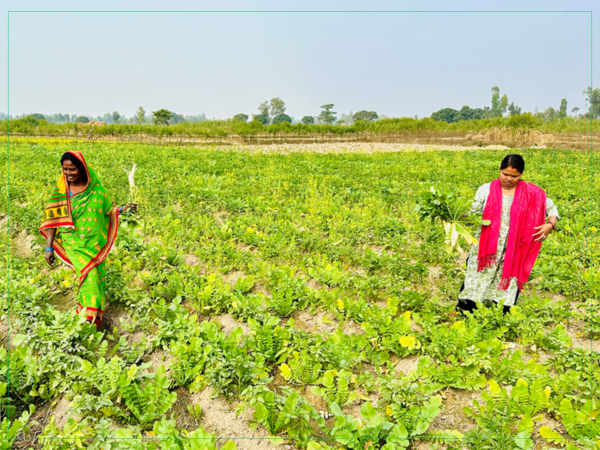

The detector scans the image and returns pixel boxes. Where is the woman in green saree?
[40,151,136,326]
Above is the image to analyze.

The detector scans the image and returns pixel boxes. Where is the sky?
[0,0,596,120]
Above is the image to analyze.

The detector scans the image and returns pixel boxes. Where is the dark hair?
[60,152,88,183]
[500,154,525,174]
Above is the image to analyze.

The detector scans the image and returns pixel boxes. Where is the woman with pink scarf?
[456,154,560,315]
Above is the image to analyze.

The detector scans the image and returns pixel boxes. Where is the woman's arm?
[45,228,57,266]
[545,197,560,223]
[533,197,560,241]
[468,183,490,216]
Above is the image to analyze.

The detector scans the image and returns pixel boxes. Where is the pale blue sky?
[0,0,596,120]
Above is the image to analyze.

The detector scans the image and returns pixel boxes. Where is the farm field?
[1,138,598,449]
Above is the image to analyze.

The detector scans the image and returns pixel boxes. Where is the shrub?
[233,114,249,122]
[253,114,270,125]
[272,114,292,124]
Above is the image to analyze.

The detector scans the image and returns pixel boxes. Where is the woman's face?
[499,166,522,189]
[62,160,82,184]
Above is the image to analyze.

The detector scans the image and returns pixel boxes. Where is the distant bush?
[506,112,540,129]
[75,116,90,123]
[431,106,488,123]
[233,114,249,122]
[29,113,46,122]
[353,110,378,122]
[253,114,270,125]
[0,115,595,137]
[301,116,314,125]
[272,114,292,124]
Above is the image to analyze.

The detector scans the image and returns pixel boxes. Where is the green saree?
[40,151,119,326]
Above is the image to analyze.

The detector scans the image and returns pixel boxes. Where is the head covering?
[477,178,546,290]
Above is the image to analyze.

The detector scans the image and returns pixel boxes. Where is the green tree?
[252,114,269,125]
[544,107,558,122]
[571,106,580,117]
[112,111,121,124]
[431,105,486,122]
[152,109,173,125]
[269,98,286,117]
[76,116,90,123]
[170,113,186,124]
[507,112,539,128]
[459,105,485,120]
[559,98,568,119]
[490,86,501,117]
[352,110,378,122]
[233,113,249,122]
[301,116,314,125]
[583,86,600,118]
[257,101,270,117]
[135,107,146,124]
[318,104,336,124]
[29,113,46,121]
[272,113,292,124]
[499,94,509,116]
[431,108,459,123]
[508,102,522,116]
[340,111,354,125]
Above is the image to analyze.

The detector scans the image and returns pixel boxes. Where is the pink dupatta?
[477,179,547,290]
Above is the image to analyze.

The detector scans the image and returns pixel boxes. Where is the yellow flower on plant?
[337,299,345,309]
[399,335,420,350]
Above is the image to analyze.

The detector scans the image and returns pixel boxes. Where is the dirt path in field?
[187,386,295,450]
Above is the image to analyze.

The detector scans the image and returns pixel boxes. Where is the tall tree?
[257,101,270,117]
[583,86,600,118]
[499,94,509,116]
[301,116,315,125]
[544,107,558,122]
[340,111,354,125]
[508,102,522,116]
[490,86,501,117]
[571,106,580,117]
[152,109,173,125]
[135,107,146,124]
[319,104,337,124]
[269,98,286,117]
[559,98,568,119]
[112,111,121,124]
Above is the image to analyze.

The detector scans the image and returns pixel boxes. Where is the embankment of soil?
[5,127,596,149]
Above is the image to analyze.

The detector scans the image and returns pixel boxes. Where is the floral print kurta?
[458,182,560,307]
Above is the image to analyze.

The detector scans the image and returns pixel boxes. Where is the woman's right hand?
[45,250,56,266]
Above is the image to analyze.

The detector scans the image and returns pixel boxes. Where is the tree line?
[3,98,386,128]
[232,98,382,126]
[4,85,598,128]
[429,86,596,123]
